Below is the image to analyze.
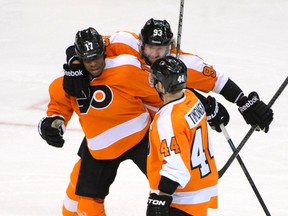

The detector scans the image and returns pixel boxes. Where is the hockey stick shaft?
[220,124,271,216]
[176,0,184,59]
[218,76,288,178]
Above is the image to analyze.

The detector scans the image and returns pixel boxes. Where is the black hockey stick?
[176,0,184,59]
[220,124,271,216]
[218,76,288,178]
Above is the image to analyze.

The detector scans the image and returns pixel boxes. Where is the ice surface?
[0,0,287,215]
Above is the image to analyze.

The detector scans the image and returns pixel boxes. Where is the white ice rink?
[0,0,287,215]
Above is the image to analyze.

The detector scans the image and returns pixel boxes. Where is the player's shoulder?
[50,70,64,83]
[49,72,64,92]
[105,54,141,69]
[183,89,202,105]
[108,31,140,52]
[109,31,139,43]
[170,48,204,65]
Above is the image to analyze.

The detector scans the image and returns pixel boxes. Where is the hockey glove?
[38,116,65,148]
[146,193,172,216]
[205,96,230,132]
[237,91,273,133]
[66,45,79,65]
[63,63,90,98]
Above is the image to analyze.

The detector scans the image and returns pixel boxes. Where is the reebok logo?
[239,96,259,112]
[64,69,83,77]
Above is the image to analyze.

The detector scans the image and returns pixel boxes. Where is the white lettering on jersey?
[185,101,205,127]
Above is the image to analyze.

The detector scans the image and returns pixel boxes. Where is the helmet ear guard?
[74,27,105,61]
[151,56,187,93]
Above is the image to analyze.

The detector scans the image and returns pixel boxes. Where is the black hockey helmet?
[140,18,173,46]
[151,56,187,93]
[74,27,105,61]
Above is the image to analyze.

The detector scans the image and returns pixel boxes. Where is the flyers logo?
[103,37,110,47]
[202,64,216,78]
[77,85,113,114]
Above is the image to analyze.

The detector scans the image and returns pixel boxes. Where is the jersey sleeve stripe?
[172,185,218,205]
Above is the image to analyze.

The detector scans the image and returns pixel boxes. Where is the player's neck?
[163,92,183,104]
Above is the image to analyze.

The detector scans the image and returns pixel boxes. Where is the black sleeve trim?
[219,78,244,103]
[158,176,179,195]
[187,88,207,105]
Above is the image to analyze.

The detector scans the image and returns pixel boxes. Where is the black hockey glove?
[237,91,273,133]
[63,63,90,98]
[146,193,172,216]
[205,96,230,132]
[66,45,79,65]
[38,116,65,148]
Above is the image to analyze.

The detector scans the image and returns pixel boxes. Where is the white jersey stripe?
[109,31,140,52]
[172,184,218,205]
[63,194,78,212]
[149,184,218,205]
[87,112,150,150]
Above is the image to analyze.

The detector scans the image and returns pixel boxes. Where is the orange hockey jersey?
[147,89,218,216]
[106,31,228,94]
[47,55,163,159]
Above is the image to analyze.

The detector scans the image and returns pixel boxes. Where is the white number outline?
[84,41,94,51]
[191,126,213,178]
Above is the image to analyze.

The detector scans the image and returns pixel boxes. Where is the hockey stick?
[220,124,271,216]
[176,0,184,59]
[218,76,288,178]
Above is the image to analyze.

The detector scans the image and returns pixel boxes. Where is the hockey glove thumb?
[205,96,230,132]
[66,45,80,65]
[146,193,172,216]
[63,63,90,98]
[237,91,273,133]
[38,116,65,148]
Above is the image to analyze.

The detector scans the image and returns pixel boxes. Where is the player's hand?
[63,63,90,98]
[237,91,273,133]
[38,116,65,147]
[205,96,230,132]
[146,193,172,216]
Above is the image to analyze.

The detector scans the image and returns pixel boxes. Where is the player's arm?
[146,176,178,216]
[184,53,273,133]
[38,77,73,148]
[219,78,243,103]
[220,79,274,132]
[187,89,230,133]
[147,132,181,216]
[107,31,141,59]
[147,115,192,216]
[62,45,90,97]
[192,55,273,132]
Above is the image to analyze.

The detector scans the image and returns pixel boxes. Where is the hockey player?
[57,19,273,215]
[146,56,218,216]
[64,18,273,134]
[38,27,164,215]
